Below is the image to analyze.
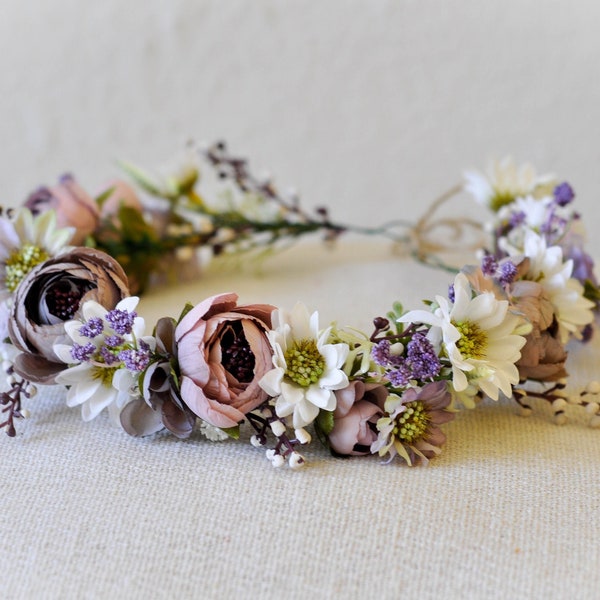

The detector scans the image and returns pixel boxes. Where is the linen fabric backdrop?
[2,2,600,598]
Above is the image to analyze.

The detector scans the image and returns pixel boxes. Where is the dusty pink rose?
[25,174,100,245]
[8,247,130,383]
[175,293,275,429]
[328,381,387,456]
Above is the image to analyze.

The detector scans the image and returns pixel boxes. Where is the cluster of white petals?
[400,273,528,400]
[54,297,154,422]
[259,302,349,429]
[0,209,73,300]
[507,229,595,342]
[464,156,553,210]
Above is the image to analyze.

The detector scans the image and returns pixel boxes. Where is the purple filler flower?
[100,346,120,366]
[104,335,124,348]
[118,341,151,372]
[106,308,137,335]
[481,255,498,277]
[448,284,455,303]
[509,211,526,228]
[372,339,392,367]
[375,332,441,387]
[71,342,96,362]
[405,333,441,380]
[79,317,104,338]
[553,182,575,206]
[118,349,151,372]
[388,363,413,387]
[498,261,517,285]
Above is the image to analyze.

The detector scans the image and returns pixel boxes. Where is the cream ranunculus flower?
[399,273,528,400]
[259,302,349,429]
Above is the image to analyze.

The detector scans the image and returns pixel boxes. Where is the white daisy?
[0,208,73,300]
[508,229,594,342]
[399,273,528,400]
[259,302,349,429]
[464,157,554,212]
[54,297,155,423]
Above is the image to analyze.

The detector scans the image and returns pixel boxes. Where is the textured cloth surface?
[2,242,599,600]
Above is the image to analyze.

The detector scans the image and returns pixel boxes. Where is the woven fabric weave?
[3,242,599,600]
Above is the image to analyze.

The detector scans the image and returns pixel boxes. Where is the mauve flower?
[328,381,387,456]
[0,299,9,342]
[371,381,454,466]
[511,279,568,382]
[25,174,100,245]
[465,258,568,382]
[121,317,196,438]
[560,229,598,288]
[175,293,275,429]
[8,247,130,383]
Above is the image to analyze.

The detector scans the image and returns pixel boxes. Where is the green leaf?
[118,160,165,197]
[220,425,240,440]
[584,279,600,304]
[95,186,115,210]
[316,409,335,436]
[391,301,403,316]
[169,365,180,392]
[177,302,195,323]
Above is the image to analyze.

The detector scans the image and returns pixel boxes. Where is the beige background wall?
[3,0,600,252]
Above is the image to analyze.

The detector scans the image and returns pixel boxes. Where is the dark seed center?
[220,322,255,383]
[45,280,85,320]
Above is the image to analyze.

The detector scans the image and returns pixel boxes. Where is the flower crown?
[2,145,598,469]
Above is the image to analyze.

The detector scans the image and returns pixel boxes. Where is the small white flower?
[238,192,283,223]
[507,229,594,342]
[501,194,553,229]
[464,157,553,212]
[54,297,154,423]
[199,421,230,441]
[400,273,527,400]
[259,302,349,429]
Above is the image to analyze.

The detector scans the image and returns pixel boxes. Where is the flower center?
[45,280,85,321]
[489,190,516,212]
[5,243,49,292]
[284,339,325,387]
[453,320,487,359]
[91,364,119,387]
[393,401,429,444]
[220,322,256,383]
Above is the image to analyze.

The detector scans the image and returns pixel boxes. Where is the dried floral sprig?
[0,356,36,437]
[1,149,599,471]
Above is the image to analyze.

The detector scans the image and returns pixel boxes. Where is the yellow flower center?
[489,191,516,212]
[453,320,488,359]
[91,365,119,387]
[5,243,49,292]
[284,339,325,387]
[393,401,429,444]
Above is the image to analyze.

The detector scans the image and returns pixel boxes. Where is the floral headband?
[1,144,598,469]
